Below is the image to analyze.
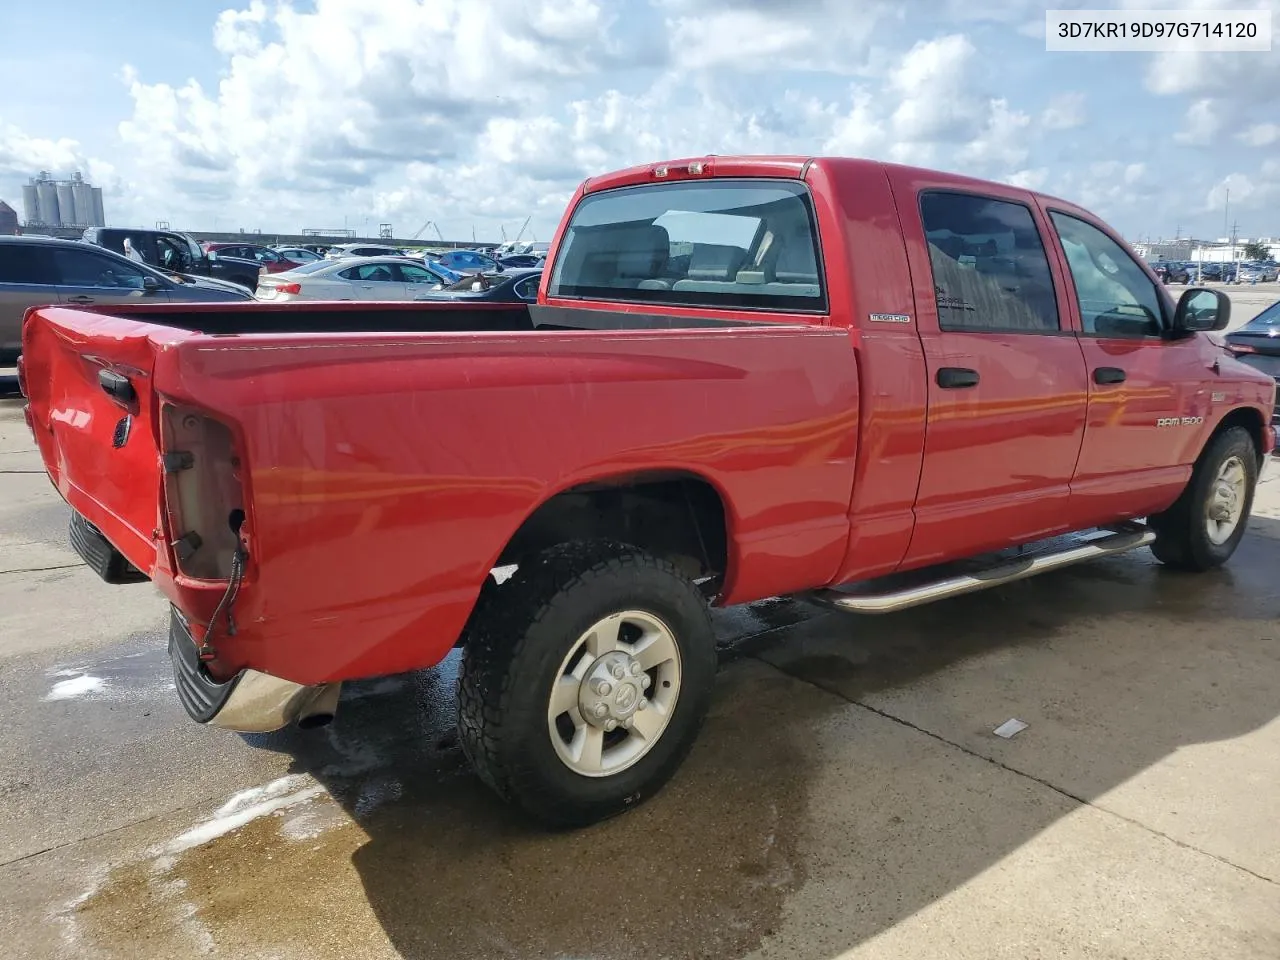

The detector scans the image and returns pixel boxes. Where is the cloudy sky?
[1,0,1276,243]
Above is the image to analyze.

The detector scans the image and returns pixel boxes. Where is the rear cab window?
[548,179,826,312]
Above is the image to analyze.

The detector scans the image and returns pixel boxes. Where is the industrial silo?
[36,180,60,226]
[56,182,76,225]
[91,187,105,227]
[72,181,94,227]
[22,183,39,224]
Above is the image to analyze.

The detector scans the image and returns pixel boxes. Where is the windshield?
[1243,301,1280,330]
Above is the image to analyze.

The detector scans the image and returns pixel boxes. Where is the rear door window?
[548,179,825,312]
[339,263,399,282]
[0,244,58,284]
[919,191,1060,333]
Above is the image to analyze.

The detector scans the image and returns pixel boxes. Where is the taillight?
[160,404,246,581]
[275,282,301,295]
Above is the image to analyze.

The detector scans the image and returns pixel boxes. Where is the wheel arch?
[1208,406,1268,470]
[488,468,734,592]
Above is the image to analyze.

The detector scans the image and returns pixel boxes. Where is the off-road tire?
[457,540,716,828]
[1149,426,1258,571]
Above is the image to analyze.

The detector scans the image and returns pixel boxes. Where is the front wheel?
[1149,426,1258,571]
[457,541,717,828]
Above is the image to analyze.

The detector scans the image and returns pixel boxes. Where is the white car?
[324,243,407,260]
[255,257,459,301]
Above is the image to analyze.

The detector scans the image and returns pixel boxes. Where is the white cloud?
[824,90,887,156]
[1238,123,1280,147]
[1205,166,1280,218]
[1142,0,1280,97]
[666,11,816,71]
[1173,98,1220,145]
[1004,168,1049,190]
[660,0,894,73]
[2,0,1264,242]
[1041,92,1085,130]
[0,121,118,194]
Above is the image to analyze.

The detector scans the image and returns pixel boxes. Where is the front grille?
[68,513,149,584]
[169,608,240,723]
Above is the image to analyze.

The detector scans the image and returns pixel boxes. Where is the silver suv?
[0,236,252,362]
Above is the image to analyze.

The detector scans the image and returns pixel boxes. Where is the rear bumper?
[169,607,340,733]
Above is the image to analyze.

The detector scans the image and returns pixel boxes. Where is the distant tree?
[1241,241,1271,260]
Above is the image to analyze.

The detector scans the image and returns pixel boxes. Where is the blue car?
[435,249,504,275]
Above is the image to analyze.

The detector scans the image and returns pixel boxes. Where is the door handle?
[66,295,95,304]
[936,367,980,389]
[98,369,136,407]
[1093,367,1127,385]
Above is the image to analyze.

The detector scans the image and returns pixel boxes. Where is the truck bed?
[77,300,538,335]
[21,301,860,685]
[74,300,794,336]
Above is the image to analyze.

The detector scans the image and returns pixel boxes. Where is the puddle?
[43,675,107,701]
[68,661,834,960]
[42,650,175,705]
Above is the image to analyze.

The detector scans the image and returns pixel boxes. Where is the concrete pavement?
[1,293,1278,958]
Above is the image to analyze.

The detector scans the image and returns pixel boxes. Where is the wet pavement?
[2,316,1280,956]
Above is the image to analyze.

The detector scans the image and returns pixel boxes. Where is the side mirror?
[206,250,218,262]
[142,276,161,294]
[1174,288,1230,333]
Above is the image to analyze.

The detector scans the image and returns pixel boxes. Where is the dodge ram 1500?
[20,156,1276,826]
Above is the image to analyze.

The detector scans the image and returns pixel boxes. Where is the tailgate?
[22,307,166,577]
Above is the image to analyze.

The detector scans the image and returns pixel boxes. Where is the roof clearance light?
[653,165,669,178]
[687,161,704,174]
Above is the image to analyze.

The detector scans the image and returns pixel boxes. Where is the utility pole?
[1230,220,1240,283]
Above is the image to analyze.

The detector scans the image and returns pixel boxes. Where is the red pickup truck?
[20,156,1276,827]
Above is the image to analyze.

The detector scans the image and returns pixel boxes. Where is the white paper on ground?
[993,718,1029,739]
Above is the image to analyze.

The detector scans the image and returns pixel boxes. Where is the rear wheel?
[457,540,717,828]
[1150,426,1258,571]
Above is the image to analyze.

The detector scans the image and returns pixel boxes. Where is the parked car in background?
[498,254,546,268]
[204,242,303,274]
[271,246,324,263]
[1237,262,1279,283]
[414,267,542,303]
[255,257,459,301]
[435,249,504,275]
[324,243,406,260]
[0,235,251,361]
[83,227,262,291]
[1223,299,1280,426]
[1153,261,1190,284]
[274,243,332,258]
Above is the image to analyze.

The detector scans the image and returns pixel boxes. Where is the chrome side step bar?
[811,523,1156,615]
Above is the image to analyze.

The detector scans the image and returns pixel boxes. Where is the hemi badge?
[869,313,911,324]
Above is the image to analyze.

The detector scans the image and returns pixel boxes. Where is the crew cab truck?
[20,156,1276,827]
